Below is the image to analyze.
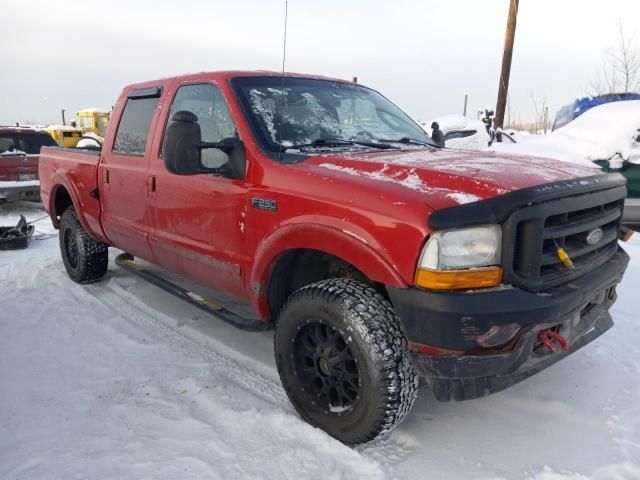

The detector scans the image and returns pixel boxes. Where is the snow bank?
[492,101,640,166]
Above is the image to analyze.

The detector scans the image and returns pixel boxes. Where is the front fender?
[249,221,409,318]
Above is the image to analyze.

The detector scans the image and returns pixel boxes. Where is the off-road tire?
[59,207,108,284]
[274,278,419,445]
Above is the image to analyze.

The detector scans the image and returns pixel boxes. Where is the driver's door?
[146,82,250,300]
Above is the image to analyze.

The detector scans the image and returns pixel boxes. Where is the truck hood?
[302,148,603,211]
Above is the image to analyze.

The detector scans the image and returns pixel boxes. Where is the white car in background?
[417,114,490,150]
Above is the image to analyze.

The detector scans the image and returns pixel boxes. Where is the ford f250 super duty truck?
[39,71,629,445]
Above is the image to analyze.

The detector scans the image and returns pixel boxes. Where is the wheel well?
[266,248,387,321]
[54,186,73,219]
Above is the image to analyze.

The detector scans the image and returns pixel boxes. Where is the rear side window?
[113,96,159,155]
[0,132,56,154]
[0,135,16,153]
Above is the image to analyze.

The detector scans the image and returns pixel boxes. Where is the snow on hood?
[491,100,640,166]
[304,148,602,210]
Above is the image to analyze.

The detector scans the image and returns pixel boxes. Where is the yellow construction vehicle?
[77,108,110,137]
[44,125,83,147]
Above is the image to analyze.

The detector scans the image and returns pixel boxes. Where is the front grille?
[502,185,626,292]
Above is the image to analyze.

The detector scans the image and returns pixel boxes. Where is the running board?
[115,253,271,332]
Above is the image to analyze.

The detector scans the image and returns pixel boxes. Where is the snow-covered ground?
[1,201,640,480]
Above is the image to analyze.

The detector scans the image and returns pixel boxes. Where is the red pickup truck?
[39,71,629,444]
[0,126,56,203]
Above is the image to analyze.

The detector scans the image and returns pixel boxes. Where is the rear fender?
[49,172,108,244]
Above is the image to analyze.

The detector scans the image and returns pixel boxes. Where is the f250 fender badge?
[251,197,277,212]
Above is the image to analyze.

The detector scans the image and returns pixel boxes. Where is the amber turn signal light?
[415,266,503,290]
[620,226,634,242]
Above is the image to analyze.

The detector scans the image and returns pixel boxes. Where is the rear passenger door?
[99,87,161,261]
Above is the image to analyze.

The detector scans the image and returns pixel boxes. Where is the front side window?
[164,83,237,169]
[113,96,159,155]
[232,76,434,158]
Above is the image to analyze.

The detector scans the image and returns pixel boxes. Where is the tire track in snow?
[87,281,289,407]
[82,271,416,473]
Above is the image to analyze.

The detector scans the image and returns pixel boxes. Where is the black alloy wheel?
[293,320,361,414]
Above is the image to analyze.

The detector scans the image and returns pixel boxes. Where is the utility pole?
[494,0,519,142]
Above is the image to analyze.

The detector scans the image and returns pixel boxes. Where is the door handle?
[105,169,110,184]
[147,176,156,193]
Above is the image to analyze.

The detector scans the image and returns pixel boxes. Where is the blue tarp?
[552,93,640,131]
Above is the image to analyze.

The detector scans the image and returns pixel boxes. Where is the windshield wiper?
[377,137,436,147]
[280,138,395,152]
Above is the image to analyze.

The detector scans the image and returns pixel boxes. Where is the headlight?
[416,225,503,290]
[419,225,502,270]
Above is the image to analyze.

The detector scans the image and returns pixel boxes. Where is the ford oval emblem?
[586,228,603,245]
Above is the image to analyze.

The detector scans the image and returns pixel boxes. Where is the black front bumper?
[387,248,629,401]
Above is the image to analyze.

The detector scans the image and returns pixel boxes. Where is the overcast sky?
[1,0,639,126]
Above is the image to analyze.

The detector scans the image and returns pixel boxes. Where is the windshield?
[0,131,57,155]
[232,76,435,156]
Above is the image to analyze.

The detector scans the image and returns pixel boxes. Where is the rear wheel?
[274,278,418,445]
[59,207,108,283]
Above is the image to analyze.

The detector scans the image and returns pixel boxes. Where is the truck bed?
[39,146,105,241]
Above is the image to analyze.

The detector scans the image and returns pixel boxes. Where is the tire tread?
[276,278,418,444]
[59,207,108,284]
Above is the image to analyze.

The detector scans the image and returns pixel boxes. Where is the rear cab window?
[0,131,56,155]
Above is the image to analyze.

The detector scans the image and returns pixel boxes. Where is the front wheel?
[274,278,418,445]
[59,207,108,284]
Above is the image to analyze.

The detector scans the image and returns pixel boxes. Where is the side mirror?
[443,129,477,141]
[200,136,246,180]
[163,110,246,179]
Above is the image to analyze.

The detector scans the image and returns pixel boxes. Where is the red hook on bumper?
[538,329,568,352]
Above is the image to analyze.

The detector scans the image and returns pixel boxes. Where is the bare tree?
[589,22,640,95]
[503,92,549,134]
[529,90,549,133]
